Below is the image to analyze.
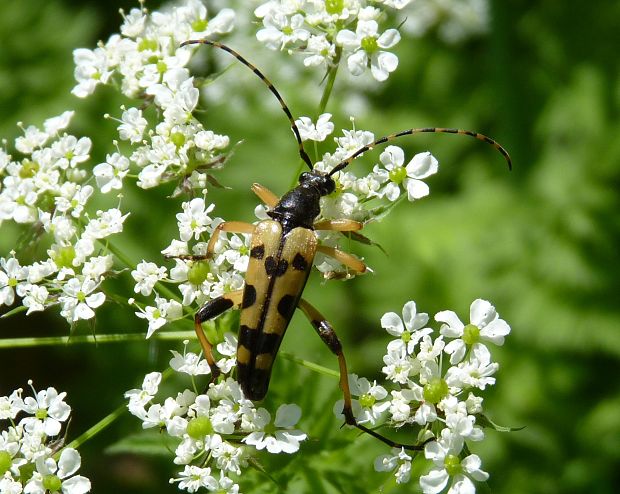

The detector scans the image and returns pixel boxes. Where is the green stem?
[0,331,195,348]
[317,47,342,116]
[279,351,339,379]
[65,402,126,450]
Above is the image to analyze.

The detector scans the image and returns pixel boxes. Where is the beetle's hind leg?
[297,299,423,451]
[195,290,244,380]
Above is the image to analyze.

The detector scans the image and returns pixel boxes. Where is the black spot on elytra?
[238,325,257,349]
[277,294,296,319]
[250,244,265,259]
[242,284,256,308]
[264,256,288,277]
[292,253,308,271]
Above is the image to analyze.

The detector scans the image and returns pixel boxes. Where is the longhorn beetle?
[178,39,511,450]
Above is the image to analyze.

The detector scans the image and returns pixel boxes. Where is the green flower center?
[43,474,62,492]
[423,377,449,404]
[359,393,376,409]
[171,132,186,148]
[0,451,12,475]
[19,160,39,178]
[444,454,462,476]
[187,261,210,286]
[138,38,158,52]
[462,324,480,345]
[401,330,411,343]
[282,26,293,36]
[325,0,344,15]
[55,243,76,266]
[8,277,17,288]
[156,60,168,74]
[191,19,208,32]
[187,416,214,439]
[361,36,379,54]
[35,408,48,420]
[388,166,407,184]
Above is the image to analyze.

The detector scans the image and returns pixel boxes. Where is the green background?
[1,0,619,492]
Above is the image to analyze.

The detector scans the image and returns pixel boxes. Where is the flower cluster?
[130,196,250,338]
[0,383,91,494]
[73,0,234,192]
[0,111,128,324]
[335,299,510,493]
[126,342,307,493]
[254,0,410,81]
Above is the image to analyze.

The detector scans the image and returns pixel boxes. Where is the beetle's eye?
[299,172,310,183]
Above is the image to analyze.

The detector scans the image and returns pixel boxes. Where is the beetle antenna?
[181,38,313,170]
[328,127,512,176]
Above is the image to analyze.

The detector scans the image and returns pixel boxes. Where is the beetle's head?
[298,171,335,197]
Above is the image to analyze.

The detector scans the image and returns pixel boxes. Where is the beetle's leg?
[297,298,423,450]
[195,290,244,378]
[316,245,367,274]
[205,221,255,259]
[251,183,280,209]
[313,219,363,232]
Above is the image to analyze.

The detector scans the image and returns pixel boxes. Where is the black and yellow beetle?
[179,39,511,449]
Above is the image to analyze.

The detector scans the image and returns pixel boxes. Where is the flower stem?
[317,47,342,116]
[65,402,127,450]
[279,351,339,378]
[0,331,195,348]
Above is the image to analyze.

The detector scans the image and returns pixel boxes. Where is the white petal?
[448,475,476,494]
[405,178,430,200]
[380,312,404,336]
[58,448,81,478]
[347,50,368,76]
[336,29,359,48]
[61,475,91,494]
[274,404,301,427]
[85,291,105,309]
[480,318,511,345]
[378,29,401,49]
[469,299,495,326]
[371,51,398,81]
[435,310,464,336]
[419,468,449,494]
[406,152,439,179]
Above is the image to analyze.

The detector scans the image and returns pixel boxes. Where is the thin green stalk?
[317,47,342,116]
[65,402,126,450]
[0,331,195,348]
[279,351,339,379]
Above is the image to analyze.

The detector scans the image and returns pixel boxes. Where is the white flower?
[334,375,389,426]
[377,147,439,201]
[58,277,105,323]
[135,295,183,338]
[72,47,112,98]
[117,107,147,143]
[303,35,337,67]
[24,448,90,494]
[295,113,335,142]
[0,257,28,306]
[43,111,74,136]
[93,153,130,193]
[445,344,498,391]
[436,299,511,364]
[420,429,489,494]
[176,198,215,242]
[336,20,401,81]
[256,12,310,50]
[374,447,413,484]
[21,284,49,315]
[19,386,71,437]
[381,300,433,354]
[51,135,92,169]
[83,208,129,239]
[170,349,211,376]
[173,465,217,493]
[242,404,307,454]
[131,261,167,296]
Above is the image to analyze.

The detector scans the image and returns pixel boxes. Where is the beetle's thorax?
[267,170,335,231]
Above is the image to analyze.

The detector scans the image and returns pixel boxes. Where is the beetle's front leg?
[297,298,424,451]
[316,245,367,274]
[195,290,244,379]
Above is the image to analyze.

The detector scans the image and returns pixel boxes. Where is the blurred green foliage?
[1,0,619,493]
